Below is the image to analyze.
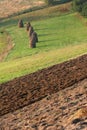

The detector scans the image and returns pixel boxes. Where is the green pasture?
[5,14,87,61]
[0,3,87,83]
[0,43,87,83]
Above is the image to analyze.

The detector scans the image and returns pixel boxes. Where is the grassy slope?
[0,43,87,83]
[0,3,87,83]
[0,2,72,27]
[5,14,87,61]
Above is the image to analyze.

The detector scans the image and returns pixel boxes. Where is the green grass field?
[0,2,87,83]
[5,13,87,61]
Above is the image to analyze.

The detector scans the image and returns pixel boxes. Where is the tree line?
[73,0,87,16]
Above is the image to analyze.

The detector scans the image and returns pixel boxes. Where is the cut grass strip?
[5,13,87,61]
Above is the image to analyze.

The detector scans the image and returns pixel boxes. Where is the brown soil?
[0,54,87,129]
[0,78,87,130]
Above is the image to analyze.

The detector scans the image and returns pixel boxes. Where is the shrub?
[73,0,82,12]
[82,2,87,16]
[45,0,54,6]
[73,0,87,16]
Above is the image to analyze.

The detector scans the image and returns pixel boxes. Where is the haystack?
[18,19,24,28]
[26,22,31,31]
[28,26,34,37]
[29,31,38,48]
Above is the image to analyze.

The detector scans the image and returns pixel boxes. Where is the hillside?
[0,0,44,19]
[0,2,87,83]
[0,79,87,129]
[0,54,87,129]
[0,1,87,130]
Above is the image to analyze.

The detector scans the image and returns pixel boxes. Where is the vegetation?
[82,2,87,16]
[0,2,87,83]
[73,0,87,16]
[45,0,54,5]
[0,42,87,83]
[0,2,72,28]
[0,0,45,19]
[0,32,9,55]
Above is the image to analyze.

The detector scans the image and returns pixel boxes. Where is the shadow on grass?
[39,39,58,43]
[36,28,49,31]
[36,26,59,30]
[38,33,57,37]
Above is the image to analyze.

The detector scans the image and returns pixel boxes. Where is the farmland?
[0,1,87,130]
[0,2,87,83]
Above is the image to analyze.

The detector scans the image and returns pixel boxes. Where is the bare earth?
[0,0,44,18]
[0,78,87,130]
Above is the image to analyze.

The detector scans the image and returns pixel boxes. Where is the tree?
[82,2,87,16]
[73,0,87,16]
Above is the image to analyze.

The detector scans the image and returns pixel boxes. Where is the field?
[0,0,44,18]
[0,2,87,129]
[0,53,87,129]
[0,2,87,83]
[0,79,87,129]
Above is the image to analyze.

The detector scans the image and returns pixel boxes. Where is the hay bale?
[18,19,24,28]
[26,22,31,31]
[29,32,37,48]
[28,26,34,37]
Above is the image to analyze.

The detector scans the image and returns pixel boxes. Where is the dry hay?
[26,22,31,31]
[18,19,24,28]
[28,26,34,37]
[29,31,38,48]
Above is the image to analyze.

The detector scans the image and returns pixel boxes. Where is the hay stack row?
[18,19,38,48]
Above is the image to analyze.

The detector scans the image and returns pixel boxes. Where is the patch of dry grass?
[0,0,44,18]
